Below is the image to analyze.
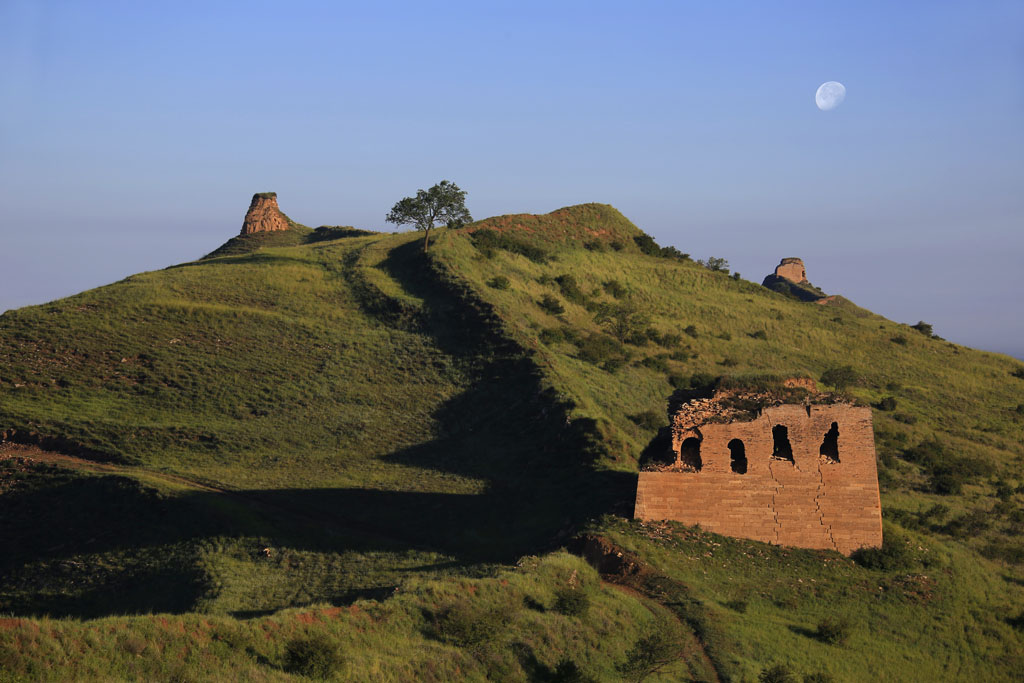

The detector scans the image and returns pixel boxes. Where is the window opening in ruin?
[771,425,794,462]
[728,439,747,474]
[680,436,702,471]
[819,422,840,462]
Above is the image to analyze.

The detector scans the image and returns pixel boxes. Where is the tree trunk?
[423,227,431,252]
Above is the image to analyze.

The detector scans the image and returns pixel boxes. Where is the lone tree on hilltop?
[385,180,472,252]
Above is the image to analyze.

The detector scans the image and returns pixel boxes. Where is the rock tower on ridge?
[240,192,290,235]
[772,257,808,283]
[761,257,827,302]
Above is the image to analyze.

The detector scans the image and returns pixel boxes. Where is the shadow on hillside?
[1,239,638,618]
[1,466,635,618]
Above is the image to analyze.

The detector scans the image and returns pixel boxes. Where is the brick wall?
[634,404,882,555]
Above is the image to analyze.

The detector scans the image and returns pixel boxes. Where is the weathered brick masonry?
[241,192,290,234]
[634,399,882,555]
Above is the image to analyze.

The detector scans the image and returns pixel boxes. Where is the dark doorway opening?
[680,436,702,471]
[819,422,840,462]
[728,439,747,474]
[771,425,794,463]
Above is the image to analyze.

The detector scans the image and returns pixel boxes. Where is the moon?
[815,81,846,111]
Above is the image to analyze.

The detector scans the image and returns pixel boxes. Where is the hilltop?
[1,199,1022,680]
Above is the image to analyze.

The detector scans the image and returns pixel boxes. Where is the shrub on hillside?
[749,330,768,340]
[487,275,511,290]
[435,600,514,648]
[646,329,682,348]
[640,355,670,373]
[851,533,914,571]
[660,245,690,260]
[633,233,661,256]
[877,396,898,411]
[602,279,628,299]
[616,624,690,682]
[471,228,551,264]
[538,294,565,315]
[820,365,859,391]
[539,327,568,345]
[284,634,343,679]
[683,325,698,338]
[689,372,717,392]
[758,663,797,683]
[701,256,730,273]
[576,333,628,371]
[553,586,590,617]
[1011,367,1024,380]
[938,509,990,539]
[629,411,664,431]
[815,616,852,645]
[550,658,597,683]
[555,274,587,305]
[631,233,690,261]
[891,335,908,345]
[594,301,650,344]
[902,440,994,495]
[910,321,933,336]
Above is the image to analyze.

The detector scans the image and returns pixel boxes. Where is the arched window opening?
[680,436,702,471]
[820,422,840,462]
[771,425,794,463]
[728,439,747,474]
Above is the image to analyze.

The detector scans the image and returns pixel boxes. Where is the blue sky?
[2,1,1022,357]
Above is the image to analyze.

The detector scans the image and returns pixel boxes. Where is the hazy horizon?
[2,1,1022,360]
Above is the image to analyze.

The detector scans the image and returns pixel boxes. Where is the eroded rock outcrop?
[241,192,290,235]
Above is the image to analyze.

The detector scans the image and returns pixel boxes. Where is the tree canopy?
[385,180,472,251]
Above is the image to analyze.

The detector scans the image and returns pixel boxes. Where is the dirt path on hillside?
[603,581,722,683]
[1,444,226,492]
[0,443,424,550]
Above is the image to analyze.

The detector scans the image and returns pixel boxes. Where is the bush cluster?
[910,321,933,336]
[576,333,629,371]
[553,586,590,617]
[901,440,994,495]
[820,365,859,390]
[537,294,566,315]
[471,228,551,263]
[815,616,852,645]
[631,233,690,261]
[487,275,511,290]
[555,274,587,305]
[435,600,514,648]
[876,396,898,411]
[284,634,343,679]
[602,279,628,299]
[851,533,915,571]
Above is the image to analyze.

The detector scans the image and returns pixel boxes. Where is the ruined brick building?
[241,192,291,234]
[634,383,883,555]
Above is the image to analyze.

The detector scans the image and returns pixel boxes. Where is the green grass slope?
[1,203,1023,680]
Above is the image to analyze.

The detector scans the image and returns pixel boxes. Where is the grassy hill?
[1,204,1022,680]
